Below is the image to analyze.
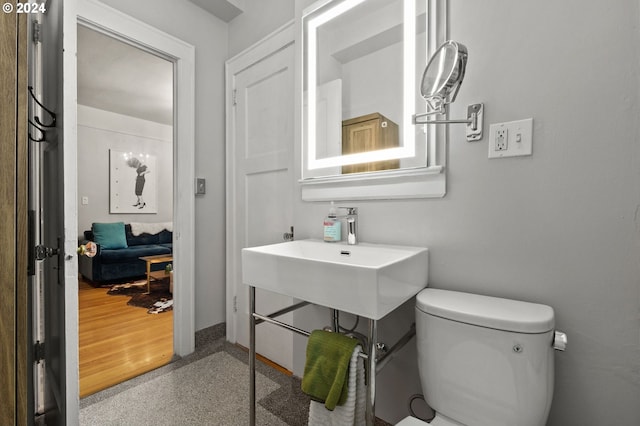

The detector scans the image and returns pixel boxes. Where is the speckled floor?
[80,324,391,425]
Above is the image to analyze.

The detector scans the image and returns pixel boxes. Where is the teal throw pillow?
[92,222,128,249]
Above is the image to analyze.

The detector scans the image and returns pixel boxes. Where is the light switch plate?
[195,178,206,195]
[488,118,533,159]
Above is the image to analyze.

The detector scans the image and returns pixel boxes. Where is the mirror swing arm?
[412,101,484,142]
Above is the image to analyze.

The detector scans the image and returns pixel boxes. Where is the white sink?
[242,239,429,320]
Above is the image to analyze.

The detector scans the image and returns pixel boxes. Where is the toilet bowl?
[396,288,566,426]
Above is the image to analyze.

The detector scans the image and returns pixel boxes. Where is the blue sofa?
[79,223,172,284]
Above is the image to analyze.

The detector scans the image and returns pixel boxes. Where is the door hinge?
[32,20,41,44]
[233,295,237,313]
[232,89,237,106]
[34,341,45,363]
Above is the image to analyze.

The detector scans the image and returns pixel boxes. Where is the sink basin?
[242,239,428,320]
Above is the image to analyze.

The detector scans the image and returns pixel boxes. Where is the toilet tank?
[415,289,555,426]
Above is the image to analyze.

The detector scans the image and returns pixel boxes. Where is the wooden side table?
[139,254,173,294]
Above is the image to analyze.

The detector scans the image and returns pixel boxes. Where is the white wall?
[77,105,173,235]
[234,0,640,424]
[99,0,229,330]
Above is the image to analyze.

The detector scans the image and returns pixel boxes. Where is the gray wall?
[234,0,640,424]
[226,0,294,58]
[100,0,229,331]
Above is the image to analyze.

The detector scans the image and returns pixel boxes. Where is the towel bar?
[253,300,311,325]
[252,312,370,360]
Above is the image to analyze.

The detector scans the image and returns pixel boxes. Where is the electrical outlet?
[495,128,508,151]
[488,118,533,159]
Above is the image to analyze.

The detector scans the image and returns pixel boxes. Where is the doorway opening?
[76,24,175,397]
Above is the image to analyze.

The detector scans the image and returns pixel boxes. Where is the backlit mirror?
[302,0,434,180]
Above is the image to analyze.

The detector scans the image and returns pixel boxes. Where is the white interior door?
[226,23,295,371]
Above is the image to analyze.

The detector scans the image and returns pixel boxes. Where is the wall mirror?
[301,0,448,200]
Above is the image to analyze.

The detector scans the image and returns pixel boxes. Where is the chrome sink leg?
[249,286,256,426]
[366,318,377,426]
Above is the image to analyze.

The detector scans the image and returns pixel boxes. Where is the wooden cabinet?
[341,112,399,174]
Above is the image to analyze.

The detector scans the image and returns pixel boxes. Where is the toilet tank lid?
[416,289,555,333]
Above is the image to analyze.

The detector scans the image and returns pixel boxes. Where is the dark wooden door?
[0,4,29,425]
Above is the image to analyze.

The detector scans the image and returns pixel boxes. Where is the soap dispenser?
[323,202,341,242]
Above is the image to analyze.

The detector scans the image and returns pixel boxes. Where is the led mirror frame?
[305,0,417,171]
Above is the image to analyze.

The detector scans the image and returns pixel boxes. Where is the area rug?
[107,278,173,314]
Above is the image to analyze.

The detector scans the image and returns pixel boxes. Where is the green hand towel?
[301,330,359,411]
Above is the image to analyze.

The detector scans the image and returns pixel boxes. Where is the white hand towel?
[308,345,366,426]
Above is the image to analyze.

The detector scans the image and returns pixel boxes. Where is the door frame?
[76,0,196,356]
[225,21,295,344]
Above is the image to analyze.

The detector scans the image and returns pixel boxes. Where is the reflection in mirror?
[303,0,430,179]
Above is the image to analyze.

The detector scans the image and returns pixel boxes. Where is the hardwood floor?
[78,278,173,397]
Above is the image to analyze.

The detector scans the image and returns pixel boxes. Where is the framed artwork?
[110,150,158,213]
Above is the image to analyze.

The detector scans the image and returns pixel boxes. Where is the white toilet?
[398,288,566,426]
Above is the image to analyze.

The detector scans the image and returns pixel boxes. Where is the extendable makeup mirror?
[412,40,484,141]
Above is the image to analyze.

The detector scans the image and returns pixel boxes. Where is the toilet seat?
[396,414,464,426]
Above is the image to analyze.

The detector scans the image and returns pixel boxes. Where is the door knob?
[77,241,97,258]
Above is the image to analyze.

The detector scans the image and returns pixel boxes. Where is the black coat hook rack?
[28,85,57,142]
[28,118,47,142]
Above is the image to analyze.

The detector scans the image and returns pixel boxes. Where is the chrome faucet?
[337,207,358,245]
